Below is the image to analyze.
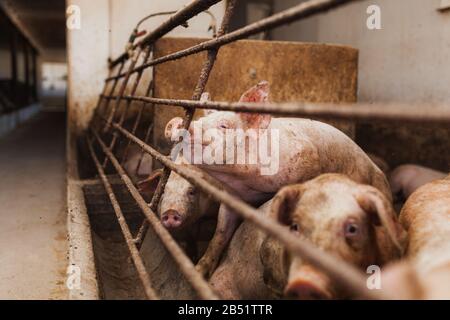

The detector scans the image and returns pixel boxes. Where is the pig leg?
[195,205,241,278]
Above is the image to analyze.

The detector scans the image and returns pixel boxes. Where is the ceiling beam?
[0,0,44,52]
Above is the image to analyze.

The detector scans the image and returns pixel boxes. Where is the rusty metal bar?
[107,0,362,81]
[135,122,155,178]
[121,78,155,164]
[134,0,238,249]
[101,95,450,124]
[105,118,389,300]
[104,47,144,132]
[84,0,422,301]
[87,137,160,300]
[109,0,223,68]
[91,128,219,300]
[93,62,126,130]
[103,47,152,168]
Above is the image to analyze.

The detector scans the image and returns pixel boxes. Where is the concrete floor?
[0,112,68,299]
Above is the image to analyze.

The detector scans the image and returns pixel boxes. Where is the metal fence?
[87,0,450,300]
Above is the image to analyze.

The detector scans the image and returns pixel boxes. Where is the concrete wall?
[272,0,450,104]
[271,0,450,170]
[67,0,109,134]
[67,0,225,133]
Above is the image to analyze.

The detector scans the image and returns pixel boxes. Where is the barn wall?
[271,0,450,170]
[67,0,225,134]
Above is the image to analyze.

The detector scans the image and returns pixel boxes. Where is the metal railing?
[87,0,450,300]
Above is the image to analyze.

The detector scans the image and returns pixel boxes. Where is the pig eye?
[218,122,229,129]
[344,221,359,238]
[188,189,195,197]
[290,223,299,233]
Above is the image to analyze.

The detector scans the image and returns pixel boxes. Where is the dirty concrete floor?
[0,112,68,299]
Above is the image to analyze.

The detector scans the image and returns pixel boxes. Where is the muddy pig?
[389,164,448,200]
[137,157,219,260]
[381,175,450,299]
[165,81,392,277]
[136,155,219,230]
[122,144,153,182]
[209,174,406,299]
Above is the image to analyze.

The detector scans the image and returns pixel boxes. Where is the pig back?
[209,201,280,299]
[400,178,450,271]
[281,118,392,200]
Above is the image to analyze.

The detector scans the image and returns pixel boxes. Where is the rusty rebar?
[106,119,390,300]
[107,0,362,81]
[100,95,450,124]
[121,78,155,165]
[91,128,219,300]
[134,0,238,249]
[103,47,152,168]
[84,0,413,301]
[93,61,125,129]
[87,137,160,300]
[104,46,143,133]
[109,0,223,68]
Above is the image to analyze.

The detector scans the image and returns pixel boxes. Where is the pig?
[381,175,450,300]
[165,81,393,278]
[367,153,390,175]
[158,171,219,230]
[389,164,448,200]
[136,156,219,260]
[137,155,219,230]
[209,174,406,299]
[122,144,153,182]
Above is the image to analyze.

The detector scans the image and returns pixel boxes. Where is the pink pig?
[381,175,450,299]
[209,174,405,299]
[389,164,447,200]
[164,81,392,277]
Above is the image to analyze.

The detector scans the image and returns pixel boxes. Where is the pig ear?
[270,186,303,226]
[260,236,288,297]
[200,92,211,102]
[355,186,407,255]
[165,117,184,142]
[137,169,163,196]
[239,81,270,103]
[238,81,271,129]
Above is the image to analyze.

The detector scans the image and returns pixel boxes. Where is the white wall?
[67,0,225,133]
[272,0,450,104]
[67,0,110,133]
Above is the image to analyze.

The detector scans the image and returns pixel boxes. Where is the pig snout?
[161,209,183,229]
[285,266,333,300]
